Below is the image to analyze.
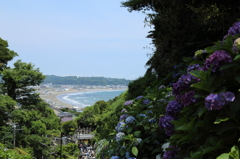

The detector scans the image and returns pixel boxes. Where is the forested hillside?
[42,75,131,85]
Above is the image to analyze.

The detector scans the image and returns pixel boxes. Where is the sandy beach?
[40,88,126,110]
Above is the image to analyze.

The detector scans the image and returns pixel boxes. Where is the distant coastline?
[40,88,126,110]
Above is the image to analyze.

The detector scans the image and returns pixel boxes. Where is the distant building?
[57,112,74,122]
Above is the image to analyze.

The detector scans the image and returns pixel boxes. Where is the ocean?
[57,90,126,108]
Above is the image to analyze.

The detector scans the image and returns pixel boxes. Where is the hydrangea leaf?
[214,118,229,124]
[189,70,207,81]
[229,145,240,159]
[133,131,141,137]
[198,105,207,117]
[191,82,211,92]
[216,153,230,159]
[219,63,240,71]
[234,55,240,60]
[132,146,138,156]
[230,92,240,115]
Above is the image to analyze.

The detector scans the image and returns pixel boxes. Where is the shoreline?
[40,88,126,110]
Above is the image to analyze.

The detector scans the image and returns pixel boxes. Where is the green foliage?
[61,120,78,135]
[97,85,173,158]
[60,107,80,116]
[122,0,240,79]
[0,143,33,159]
[1,60,45,106]
[42,75,131,85]
[217,145,240,159]
[0,38,18,71]
[166,33,240,158]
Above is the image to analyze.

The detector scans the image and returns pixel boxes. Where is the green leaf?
[234,55,240,60]
[230,92,240,115]
[216,153,230,159]
[214,118,230,124]
[220,63,240,71]
[189,70,207,81]
[133,131,141,137]
[191,82,211,92]
[229,145,239,159]
[132,146,138,156]
[198,105,207,117]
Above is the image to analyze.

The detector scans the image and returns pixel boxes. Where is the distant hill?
[42,75,131,85]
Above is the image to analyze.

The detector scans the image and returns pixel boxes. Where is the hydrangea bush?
[161,21,240,158]
[97,85,174,159]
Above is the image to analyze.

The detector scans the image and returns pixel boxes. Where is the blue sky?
[0,0,152,80]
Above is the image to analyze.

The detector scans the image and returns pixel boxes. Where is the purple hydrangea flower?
[224,21,240,39]
[222,91,235,102]
[136,95,144,100]
[121,109,127,112]
[119,114,129,121]
[124,100,133,106]
[125,116,136,124]
[205,92,235,110]
[163,146,179,159]
[115,122,126,132]
[166,100,183,115]
[159,115,176,136]
[181,91,197,106]
[205,94,226,110]
[204,50,232,72]
[172,74,198,96]
[187,64,200,73]
[143,99,150,105]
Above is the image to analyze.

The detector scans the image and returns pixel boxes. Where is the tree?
[121,0,240,78]
[1,60,45,107]
[0,38,18,71]
[61,120,78,136]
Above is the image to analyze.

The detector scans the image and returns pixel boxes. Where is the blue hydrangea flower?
[124,100,133,106]
[149,118,156,122]
[125,116,136,124]
[115,122,126,132]
[116,132,125,141]
[125,151,130,158]
[147,110,153,114]
[110,156,120,159]
[139,114,147,117]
